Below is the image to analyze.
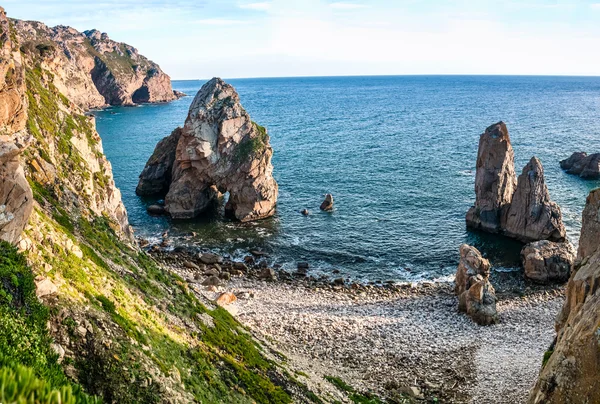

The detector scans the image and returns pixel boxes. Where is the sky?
[4,0,600,79]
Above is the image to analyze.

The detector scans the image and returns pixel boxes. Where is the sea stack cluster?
[466,122,565,243]
[137,78,278,222]
[560,152,600,179]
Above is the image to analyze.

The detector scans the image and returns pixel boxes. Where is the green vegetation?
[234,121,269,163]
[0,241,99,403]
[325,376,385,404]
[542,349,554,368]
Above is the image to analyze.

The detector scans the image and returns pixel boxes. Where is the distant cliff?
[12,19,179,108]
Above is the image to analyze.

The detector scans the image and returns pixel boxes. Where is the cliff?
[137,77,279,222]
[529,188,600,403]
[11,19,178,108]
[0,6,314,403]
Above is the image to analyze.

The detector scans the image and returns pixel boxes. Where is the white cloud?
[329,2,368,10]
[239,2,271,11]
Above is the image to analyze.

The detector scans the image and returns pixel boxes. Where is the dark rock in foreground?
[521,240,574,284]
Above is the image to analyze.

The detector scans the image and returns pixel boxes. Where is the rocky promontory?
[560,151,600,179]
[137,77,278,222]
[12,20,179,108]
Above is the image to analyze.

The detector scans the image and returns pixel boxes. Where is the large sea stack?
[503,157,566,243]
[529,188,600,403]
[560,152,600,179]
[466,122,517,233]
[137,78,278,222]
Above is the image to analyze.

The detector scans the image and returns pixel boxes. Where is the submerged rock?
[560,152,600,179]
[466,122,517,233]
[137,78,278,222]
[146,204,166,215]
[521,240,575,284]
[529,188,600,403]
[454,244,498,325]
[503,157,566,243]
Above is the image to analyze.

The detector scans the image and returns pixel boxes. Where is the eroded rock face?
[529,188,600,403]
[138,78,278,222]
[454,244,498,325]
[503,157,566,243]
[12,21,176,108]
[136,128,182,196]
[466,122,517,233]
[0,6,33,244]
[560,152,600,179]
[521,240,575,284]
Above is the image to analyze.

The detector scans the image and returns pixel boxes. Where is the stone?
[183,261,200,271]
[136,128,182,196]
[147,204,166,215]
[35,278,58,298]
[454,244,498,325]
[333,278,345,286]
[400,386,425,400]
[297,262,309,270]
[51,343,65,363]
[560,152,600,179]
[201,276,221,286]
[215,292,237,307]
[233,262,248,272]
[259,267,276,281]
[466,122,517,233]
[503,157,566,242]
[529,189,600,403]
[199,253,223,265]
[204,268,219,277]
[300,209,309,216]
[320,194,334,211]
[521,240,575,284]
[138,78,278,222]
[219,272,231,281]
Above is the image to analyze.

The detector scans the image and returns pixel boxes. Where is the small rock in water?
[147,205,166,215]
[250,249,269,257]
[333,278,345,286]
[300,209,309,216]
[320,194,334,211]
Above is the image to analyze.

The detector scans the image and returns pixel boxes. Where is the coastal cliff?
[529,188,600,403]
[138,77,278,222]
[12,19,178,108]
[0,6,314,403]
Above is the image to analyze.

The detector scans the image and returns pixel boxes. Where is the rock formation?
[12,20,178,108]
[521,240,575,284]
[560,152,600,179]
[454,244,498,325]
[529,188,600,403]
[466,122,517,233]
[503,157,566,242]
[320,194,334,211]
[137,78,278,222]
[0,7,33,244]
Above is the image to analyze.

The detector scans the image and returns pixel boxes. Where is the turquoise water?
[95,76,600,282]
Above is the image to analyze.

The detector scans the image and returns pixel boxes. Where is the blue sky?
[4,0,600,79]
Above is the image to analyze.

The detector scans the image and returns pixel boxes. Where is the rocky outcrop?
[138,78,278,222]
[503,157,566,243]
[560,152,600,179]
[466,122,517,233]
[320,194,334,211]
[0,6,33,244]
[12,21,177,108]
[136,128,181,196]
[529,188,600,403]
[521,240,575,284]
[454,244,498,325]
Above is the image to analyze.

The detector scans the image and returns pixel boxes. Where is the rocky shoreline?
[148,244,564,403]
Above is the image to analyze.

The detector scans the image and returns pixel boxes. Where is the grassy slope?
[1,45,319,402]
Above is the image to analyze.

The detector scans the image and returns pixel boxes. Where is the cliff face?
[0,6,314,403]
[529,188,600,403]
[12,20,178,108]
[138,77,279,222]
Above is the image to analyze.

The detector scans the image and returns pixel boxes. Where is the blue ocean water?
[95,76,600,282]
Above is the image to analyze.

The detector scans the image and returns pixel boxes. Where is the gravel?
[200,279,563,403]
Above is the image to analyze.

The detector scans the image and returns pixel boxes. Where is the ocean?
[95,76,600,282]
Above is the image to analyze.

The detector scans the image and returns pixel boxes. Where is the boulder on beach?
[466,122,517,233]
[199,253,223,265]
[215,292,237,307]
[454,244,498,325]
[137,78,278,222]
[521,240,575,284]
[503,157,566,243]
[320,194,334,211]
[560,152,600,179]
